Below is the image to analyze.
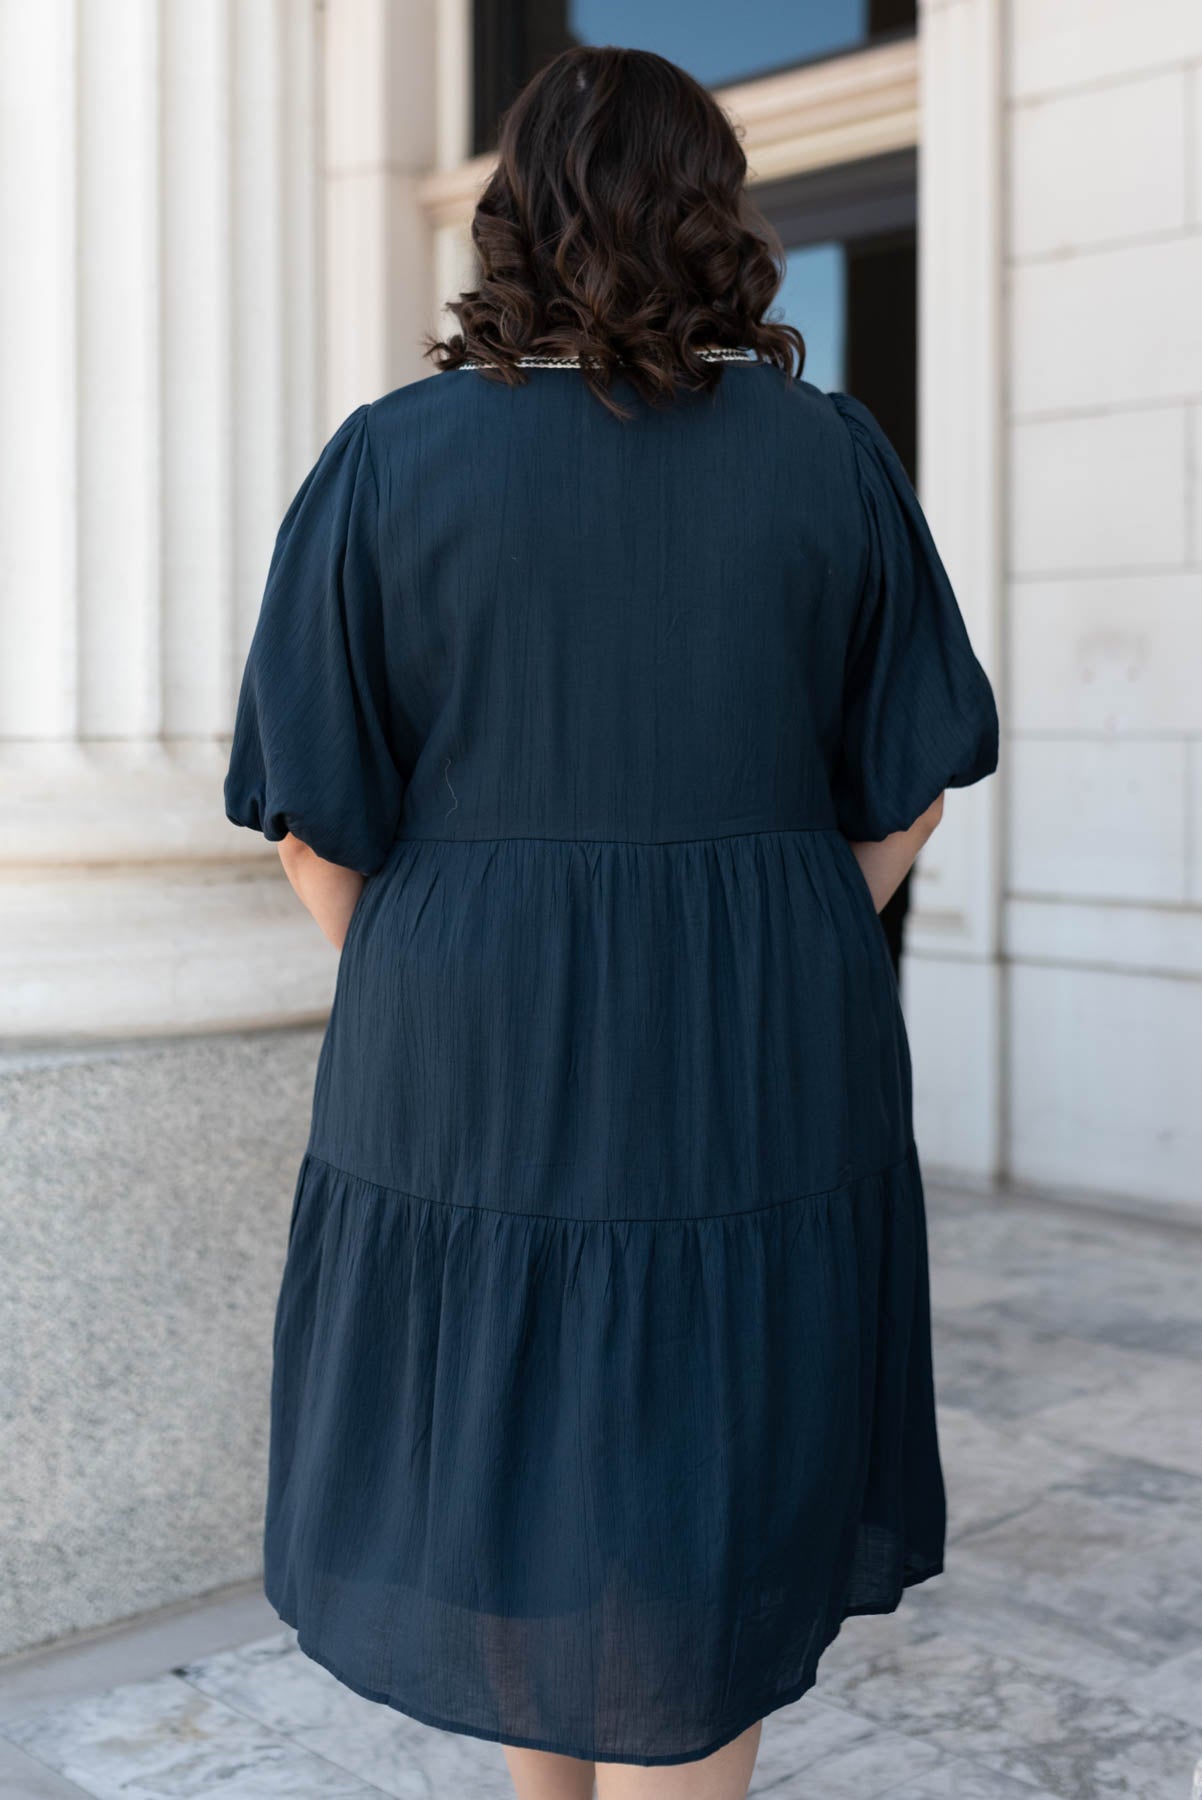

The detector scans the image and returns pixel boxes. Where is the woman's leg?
[594,1720,762,1800]
[502,1744,597,1799]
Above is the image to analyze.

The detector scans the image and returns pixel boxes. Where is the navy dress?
[224,351,999,1767]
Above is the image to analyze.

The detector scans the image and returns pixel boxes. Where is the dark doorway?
[471,2,917,158]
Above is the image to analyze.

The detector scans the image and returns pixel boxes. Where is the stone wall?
[0,1026,322,1656]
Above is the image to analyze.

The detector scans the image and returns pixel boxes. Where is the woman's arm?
[277,833,365,950]
[846,791,944,913]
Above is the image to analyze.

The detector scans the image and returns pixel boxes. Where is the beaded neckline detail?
[455,346,758,370]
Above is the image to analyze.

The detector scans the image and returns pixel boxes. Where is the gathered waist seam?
[300,1144,918,1227]
[392,825,842,848]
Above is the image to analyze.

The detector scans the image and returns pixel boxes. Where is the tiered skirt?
[263,829,946,1765]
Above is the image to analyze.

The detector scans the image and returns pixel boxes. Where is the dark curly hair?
[423,45,806,419]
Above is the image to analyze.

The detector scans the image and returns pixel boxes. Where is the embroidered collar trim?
[455,346,758,370]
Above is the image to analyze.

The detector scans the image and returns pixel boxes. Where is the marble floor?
[2,1172,1201,1799]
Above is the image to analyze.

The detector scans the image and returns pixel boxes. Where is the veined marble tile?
[0,1584,279,1729]
[1058,1448,1202,1523]
[949,1488,1183,1582]
[929,1212,1202,1347]
[816,1631,1199,1799]
[975,1286,1202,1360]
[749,1695,884,1786]
[935,1410,1098,1543]
[904,1556,1199,1692]
[929,1211,1202,1358]
[753,1711,947,1796]
[879,1758,1062,1799]
[1038,1537,1202,1662]
[175,1629,527,1798]
[813,1584,948,1687]
[933,1315,1162,1422]
[0,1733,94,1798]
[750,1695,945,1794]
[927,1201,1116,1275]
[2,1670,392,1799]
[1121,1646,1202,1728]
[929,1266,1023,1313]
[1023,1358,1202,1478]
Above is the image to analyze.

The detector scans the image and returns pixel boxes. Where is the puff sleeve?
[828,391,999,842]
[223,403,404,876]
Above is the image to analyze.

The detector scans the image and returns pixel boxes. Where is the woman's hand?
[847,792,944,913]
[277,833,366,950]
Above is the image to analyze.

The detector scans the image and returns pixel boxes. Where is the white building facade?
[1,0,1199,1654]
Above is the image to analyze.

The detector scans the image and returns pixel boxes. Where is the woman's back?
[380,359,859,843]
[222,41,998,1777]
[227,355,996,1221]
[224,349,998,1770]
[218,35,1007,1778]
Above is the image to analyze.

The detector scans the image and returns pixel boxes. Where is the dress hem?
[266,1557,943,1769]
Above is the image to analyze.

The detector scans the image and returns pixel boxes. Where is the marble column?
[0,0,440,1657]
[0,0,437,1040]
[902,0,1006,1180]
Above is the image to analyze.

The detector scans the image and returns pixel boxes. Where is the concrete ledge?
[0,1025,323,1656]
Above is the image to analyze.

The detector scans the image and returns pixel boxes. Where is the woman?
[224,43,998,1800]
